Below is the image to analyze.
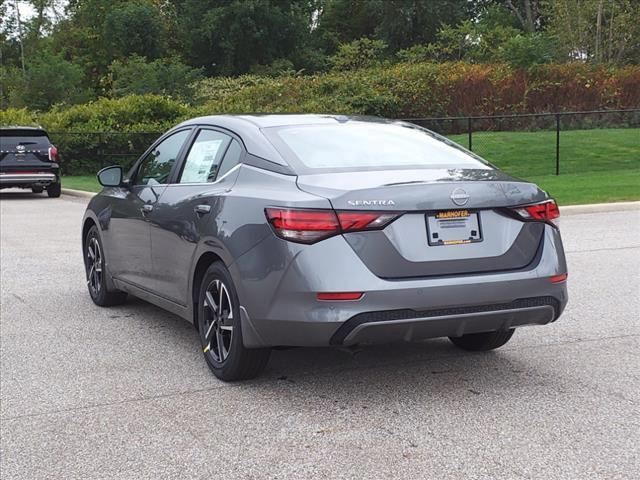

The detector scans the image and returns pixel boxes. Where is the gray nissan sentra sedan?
[82,115,568,380]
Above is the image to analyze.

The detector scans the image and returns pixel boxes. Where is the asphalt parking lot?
[1,191,639,479]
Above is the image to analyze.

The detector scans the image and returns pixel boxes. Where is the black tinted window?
[135,130,190,186]
[0,130,50,150]
[179,130,231,183]
[217,139,243,179]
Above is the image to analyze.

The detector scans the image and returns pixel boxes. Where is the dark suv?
[0,126,61,197]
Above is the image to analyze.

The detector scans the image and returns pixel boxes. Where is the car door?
[106,129,192,288]
[148,128,244,305]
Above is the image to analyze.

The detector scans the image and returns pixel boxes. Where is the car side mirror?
[97,165,124,187]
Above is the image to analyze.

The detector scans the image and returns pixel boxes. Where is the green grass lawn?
[448,127,639,177]
[62,175,101,192]
[529,170,640,205]
[62,128,639,204]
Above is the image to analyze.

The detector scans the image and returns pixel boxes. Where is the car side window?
[217,139,243,179]
[134,130,190,186]
[179,130,233,184]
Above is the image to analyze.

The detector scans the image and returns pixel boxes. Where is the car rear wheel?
[198,262,270,381]
[449,329,515,351]
[31,186,43,194]
[84,226,127,306]
[47,181,61,198]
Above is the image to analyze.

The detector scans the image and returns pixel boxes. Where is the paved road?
[1,191,639,480]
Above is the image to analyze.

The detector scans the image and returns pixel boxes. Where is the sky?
[14,0,68,23]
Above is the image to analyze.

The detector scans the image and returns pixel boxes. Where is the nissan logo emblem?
[450,188,470,206]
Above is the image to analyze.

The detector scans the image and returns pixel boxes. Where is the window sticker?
[181,139,224,183]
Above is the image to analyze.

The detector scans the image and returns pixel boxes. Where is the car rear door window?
[178,130,232,183]
[134,130,190,186]
[216,139,242,179]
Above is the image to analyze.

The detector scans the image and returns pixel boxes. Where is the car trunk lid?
[297,168,548,279]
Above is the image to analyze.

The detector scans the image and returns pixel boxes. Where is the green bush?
[396,44,438,64]
[2,62,638,174]
[329,38,389,71]
[0,95,189,174]
[196,61,639,118]
[500,34,558,69]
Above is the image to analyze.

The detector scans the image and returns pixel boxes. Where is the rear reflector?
[549,273,568,283]
[511,199,560,226]
[317,292,363,301]
[265,208,400,244]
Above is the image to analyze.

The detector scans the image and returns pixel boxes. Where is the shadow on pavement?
[121,295,539,401]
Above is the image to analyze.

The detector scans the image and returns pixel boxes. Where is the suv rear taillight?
[48,146,59,162]
[510,199,560,227]
[265,208,401,244]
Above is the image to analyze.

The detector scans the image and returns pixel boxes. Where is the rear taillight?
[511,199,560,227]
[337,211,400,232]
[48,146,59,162]
[265,208,400,244]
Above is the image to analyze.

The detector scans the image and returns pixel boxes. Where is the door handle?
[141,204,154,214]
[194,204,211,215]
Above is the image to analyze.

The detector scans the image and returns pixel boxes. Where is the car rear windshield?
[0,129,50,150]
[264,122,490,172]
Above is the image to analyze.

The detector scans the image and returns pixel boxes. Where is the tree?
[544,0,640,64]
[174,0,315,76]
[48,0,175,91]
[313,0,382,52]
[502,0,543,32]
[5,51,92,109]
[108,55,203,101]
[104,2,166,60]
[375,0,470,52]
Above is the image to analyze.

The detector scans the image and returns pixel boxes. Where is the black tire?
[31,186,44,194]
[197,261,270,381]
[84,225,128,307]
[449,329,515,352]
[47,181,61,198]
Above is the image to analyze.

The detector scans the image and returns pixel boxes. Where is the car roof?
[173,115,403,166]
[180,114,396,129]
[0,126,47,134]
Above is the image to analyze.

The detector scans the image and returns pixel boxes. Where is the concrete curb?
[560,201,640,216]
[61,188,96,199]
[61,187,639,215]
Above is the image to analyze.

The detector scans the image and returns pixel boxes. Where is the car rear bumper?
[0,172,58,186]
[232,224,568,348]
[330,296,559,346]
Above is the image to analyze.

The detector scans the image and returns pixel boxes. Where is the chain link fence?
[407,109,639,178]
[51,109,639,177]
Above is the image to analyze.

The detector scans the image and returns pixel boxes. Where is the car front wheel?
[84,226,127,306]
[198,262,270,381]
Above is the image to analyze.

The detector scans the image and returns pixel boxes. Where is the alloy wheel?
[86,237,102,296]
[202,279,234,363]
